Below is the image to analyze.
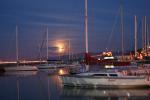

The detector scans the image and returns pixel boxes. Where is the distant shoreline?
[0,61,46,67]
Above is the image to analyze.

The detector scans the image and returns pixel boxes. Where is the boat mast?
[85,0,88,54]
[147,24,149,47]
[120,0,124,60]
[85,0,89,71]
[16,25,19,65]
[134,15,137,56]
[46,26,49,60]
[142,17,144,50]
[144,16,147,54]
[68,39,71,61]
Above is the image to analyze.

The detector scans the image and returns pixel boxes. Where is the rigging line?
[106,8,120,52]
[38,27,47,60]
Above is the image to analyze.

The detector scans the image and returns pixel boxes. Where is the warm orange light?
[58,69,65,75]
[102,51,112,56]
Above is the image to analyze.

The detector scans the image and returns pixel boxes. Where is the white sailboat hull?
[4,65,38,71]
[59,75,149,88]
[4,71,38,76]
[37,64,57,69]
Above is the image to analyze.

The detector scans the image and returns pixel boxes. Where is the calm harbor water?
[0,67,150,100]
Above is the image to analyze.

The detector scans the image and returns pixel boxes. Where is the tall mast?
[120,0,124,60]
[134,15,137,56]
[68,39,71,61]
[85,0,88,53]
[85,0,89,71]
[147,24,149,47]
[16,25,19,64]
[142,17,144,49]
[144,16,147,51]
[46,26,49,60]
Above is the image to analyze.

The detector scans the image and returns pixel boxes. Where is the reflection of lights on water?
[103,90,106,94]
[127,92,130,97]
[58,69,64,75]
[58,69,69,75]
[58,68,69,75]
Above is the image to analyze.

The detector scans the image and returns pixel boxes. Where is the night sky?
[0,0,150,61]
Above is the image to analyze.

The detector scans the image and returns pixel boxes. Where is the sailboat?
[36,27,81,71]
[84,2,131,66]
[37,27,59,70]
[4,26,38,71]
[58,0,150,88]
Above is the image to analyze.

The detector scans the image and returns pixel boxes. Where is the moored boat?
[59,71,150,88]
[3,70,38,76]
[4,26,38,72]
[37,64,57,69]
[4,65,38,71]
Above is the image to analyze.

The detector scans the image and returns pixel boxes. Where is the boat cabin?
[76,72,120,77]
[92,73,118,77]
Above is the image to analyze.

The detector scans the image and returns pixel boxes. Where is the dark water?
[0,69,150,100]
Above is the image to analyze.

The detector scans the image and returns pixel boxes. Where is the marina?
[0,65,150,100]
[0,68,150,100]
[0,0,150,100]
